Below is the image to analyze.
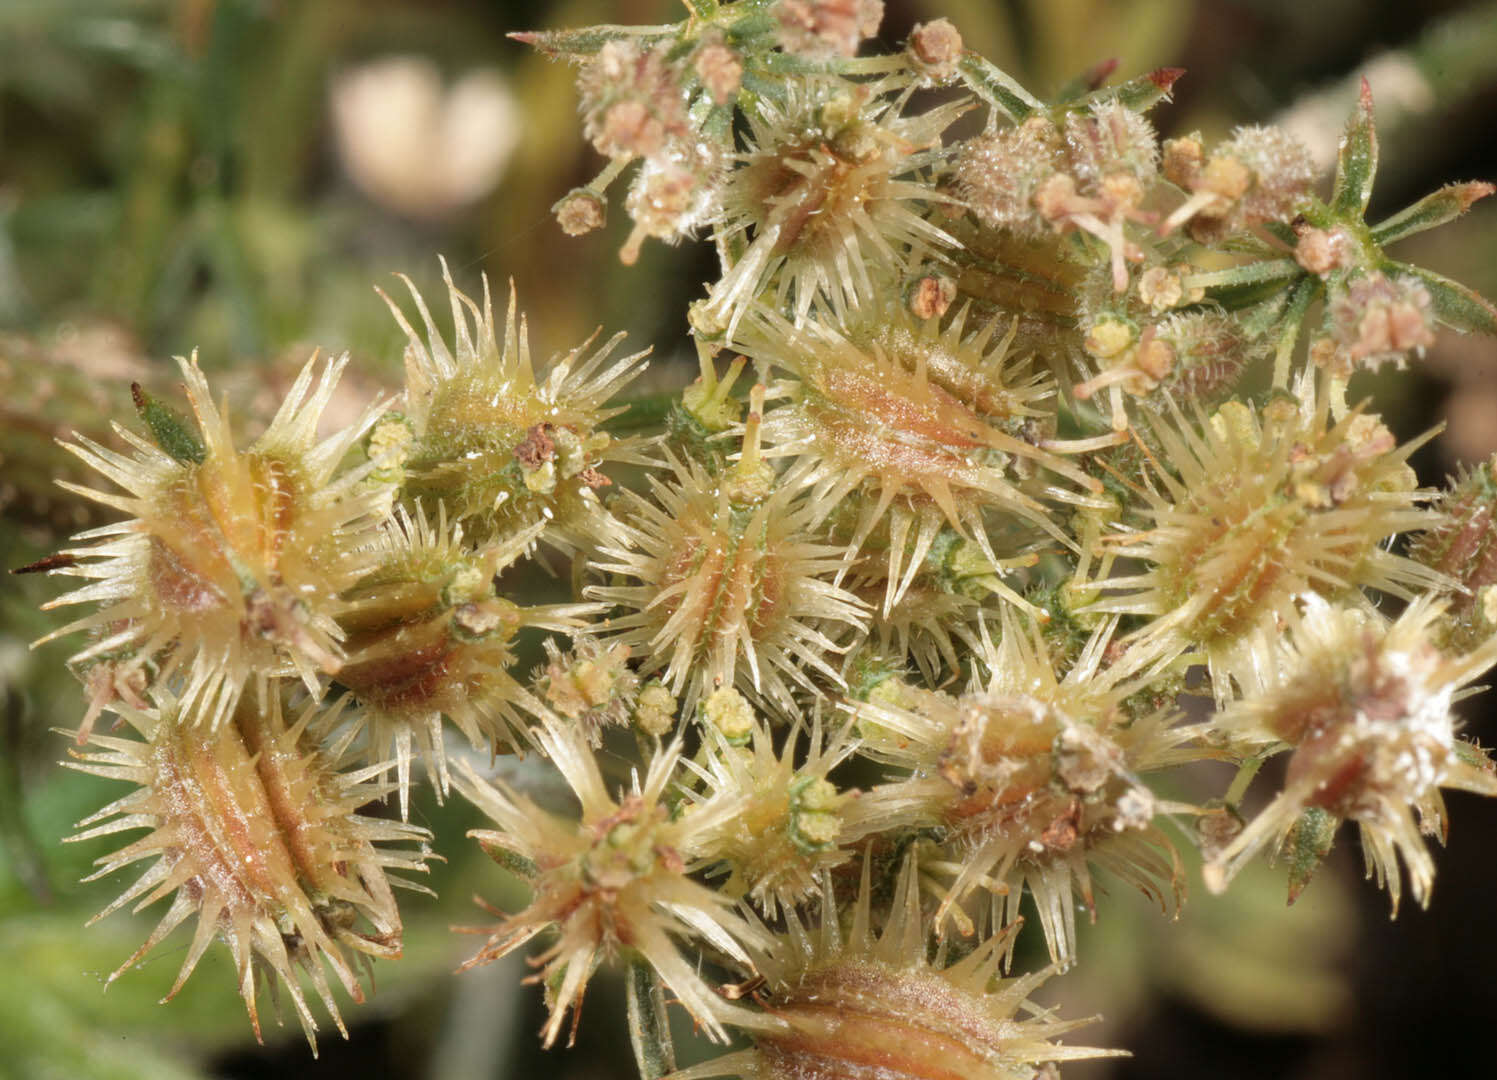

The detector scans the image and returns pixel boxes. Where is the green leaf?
[1330,78,1378,218]
[957,54,1043,123]
[1187,258,1308,312]
[130,382,205,465]
[1370,181,1496,247]
[1391,260,1497,336]
[507,24,677,59]
[1052,57,1118,104]
[1283,806,1339,905]
[1093,66,1186,115]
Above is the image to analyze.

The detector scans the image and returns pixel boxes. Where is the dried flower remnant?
[65,688,430,1052]
[907,19,964,83]
[1203,595,1497,911]
[553,187,607,236]
[39,354,390,730]
[672,853,1124,1080]
[379,261,649,548]
[454,720,770,1047]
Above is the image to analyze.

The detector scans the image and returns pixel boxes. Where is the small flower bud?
[1137,266,1184,310]
[578,41,687,161]
[907,18,963,81]
[634,680,678,737]
[693,42,742,106]
[1294,224,1357,275]
[1084,314,1137,359]
[701,685,755,745]
[1328,271,1435,370]
[553,187,607,235]
[775,0,885,59]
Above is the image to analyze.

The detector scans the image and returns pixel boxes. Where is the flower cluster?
[31,2,1497,1074]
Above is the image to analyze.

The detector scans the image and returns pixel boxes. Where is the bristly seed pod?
[588,387,869,716]
[454,719,772,1049]
[64,685,432,1053]
[670,852,1125,1080]
[1088,373,1449,702]
[379,259,650,550]
[699,76,966,340]
[40,353,390,731]
[335,505,596,817]
[848,612,1195,967]
[1203,595,1497,912]
[681,693,860,917]
[739,300,1107,617]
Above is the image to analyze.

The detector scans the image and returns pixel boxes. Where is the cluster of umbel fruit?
[29,1,1497,1074]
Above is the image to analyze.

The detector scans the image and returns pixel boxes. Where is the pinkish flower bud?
[907,18,963,81]
[774,0,885,59]
[1328,271,1436,370]
[694,42,743,106]
[553,187,607,235]
[578,41,687,160]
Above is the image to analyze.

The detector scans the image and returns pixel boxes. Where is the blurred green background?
[3,2,1497,1078]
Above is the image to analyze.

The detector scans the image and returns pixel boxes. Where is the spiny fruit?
[65,684,431,1052]
[379,259,650,550]
[41,353,391,732]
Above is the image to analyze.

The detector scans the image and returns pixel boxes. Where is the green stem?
[1224,754,1267,811]
[626,961,676,1080]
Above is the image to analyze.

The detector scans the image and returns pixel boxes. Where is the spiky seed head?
[670,852,1124,1080]
[378,260,649,550]
[336,506,593,816]
[848,614,1192,966]
[682,697,860,916]
[40,352,390,730]
[739,300,1100,617]
[453,720,771,1048]
[700,77,964,339]
[64,685,431,1053]
[1203,595,1497,911]
[1088,374,1449,702]
[1409,456,1497,653]
[586,432,869,716]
